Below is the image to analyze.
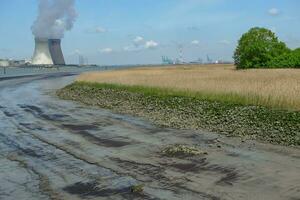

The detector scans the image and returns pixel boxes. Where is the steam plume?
[31,0,77,39]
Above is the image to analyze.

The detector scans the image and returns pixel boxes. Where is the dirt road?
[0,73,299,200]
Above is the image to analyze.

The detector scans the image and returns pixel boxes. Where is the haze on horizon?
[0,0,300,65]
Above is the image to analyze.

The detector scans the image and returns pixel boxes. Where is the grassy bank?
[57,82,300,146]
[78,65,300,110]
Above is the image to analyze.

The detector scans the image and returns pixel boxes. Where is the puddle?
[19,123,44,131]
[19,104,68,121]
[71,130,132,147]
[168,162,199,172]
[164,157,241,186]
[3,110,17,117]
[62,124,98,131]
[63,181,151,199]
[64,181,128,197]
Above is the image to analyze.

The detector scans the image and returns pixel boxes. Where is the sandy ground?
[0,73,299,200]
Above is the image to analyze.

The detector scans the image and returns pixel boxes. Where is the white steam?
[31,0,77,39]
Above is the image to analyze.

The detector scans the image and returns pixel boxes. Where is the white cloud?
[218,40,231,45]
[95,27,107,33]
[123,45,143,52]
[191,40,200,45]
[74,49,81,54]
[124,37,159,51]
[99,48,113,53]
[145,40,159,49]
[133,36,145,48]
[133,36,144,43]
[123,46,136,52]
[268,8,280,16]
[69,49,81,56]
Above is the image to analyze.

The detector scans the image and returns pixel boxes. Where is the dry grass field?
[78,64,300,110]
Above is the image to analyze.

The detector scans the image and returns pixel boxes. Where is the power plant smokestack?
[32,38,53,65]
[49,39,65,65]
[31,0,77,65]
[31,38,66,65]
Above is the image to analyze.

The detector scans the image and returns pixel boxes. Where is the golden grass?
[78,64,300,110]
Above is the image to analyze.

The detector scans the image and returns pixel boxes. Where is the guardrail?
[0,65,107,78]
[0,64,144,79]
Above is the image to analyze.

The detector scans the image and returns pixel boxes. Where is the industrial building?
[0,59,28,67]
[32,38,65,65]
[0,59,10,67]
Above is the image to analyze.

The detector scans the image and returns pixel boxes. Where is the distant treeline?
[234,27,300,69]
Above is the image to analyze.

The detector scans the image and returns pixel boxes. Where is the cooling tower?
[32,38,53,65]
[48,39,65,65]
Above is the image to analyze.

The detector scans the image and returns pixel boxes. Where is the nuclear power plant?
[48,39,65,65]
[32,38,65,65]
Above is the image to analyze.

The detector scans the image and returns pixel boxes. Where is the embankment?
[57,82,300,146]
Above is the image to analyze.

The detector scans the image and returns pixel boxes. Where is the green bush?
[267,48,300,68]
[234,27,290,69]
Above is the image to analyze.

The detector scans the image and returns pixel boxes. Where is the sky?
[0,0,300,65]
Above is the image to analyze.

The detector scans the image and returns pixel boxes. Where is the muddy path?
[0,73,299,200]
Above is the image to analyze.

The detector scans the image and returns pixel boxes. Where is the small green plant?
[162,144,207,157]
[130,184,144,193]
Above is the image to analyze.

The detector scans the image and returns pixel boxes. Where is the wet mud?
[0,73,299,200]
[63,181,152,199]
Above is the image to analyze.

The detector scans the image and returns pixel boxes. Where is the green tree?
[293,48,300,54]
[234,27,290,69]
[267,48,300,68]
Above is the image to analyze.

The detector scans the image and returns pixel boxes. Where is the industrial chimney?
[31,38,66,65]
[32,38,53,65]
[49,39,65,65]
[31,0,76,65]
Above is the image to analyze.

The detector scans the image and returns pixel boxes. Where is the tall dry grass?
[78,65,300,110]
